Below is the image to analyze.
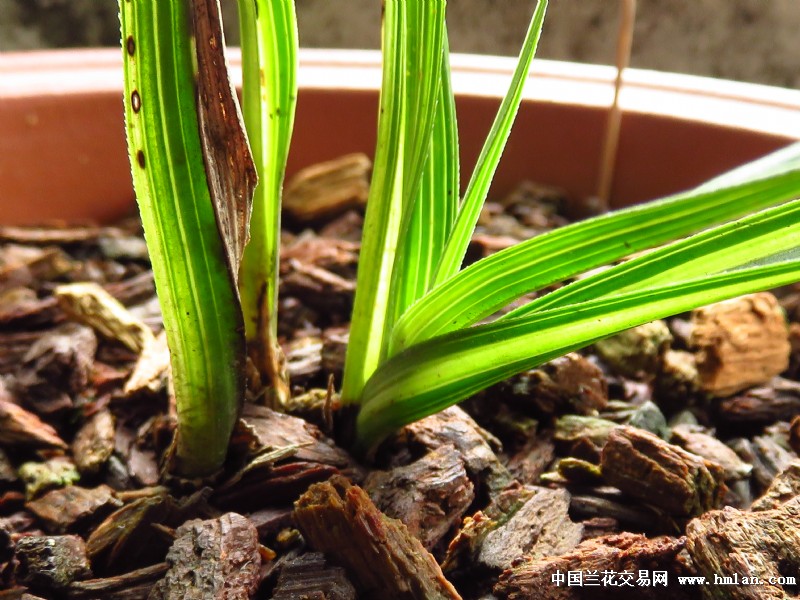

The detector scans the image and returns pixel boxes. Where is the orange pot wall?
[1,49,798,225]
[1,90,130,225]
[614,113,789,206]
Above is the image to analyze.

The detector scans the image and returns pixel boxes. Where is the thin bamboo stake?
[596,0,637,210]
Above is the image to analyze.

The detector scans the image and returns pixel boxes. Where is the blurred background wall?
[2,0,799,88]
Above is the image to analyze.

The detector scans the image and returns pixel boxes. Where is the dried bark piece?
[97,234,150,261]
[749,433,795,493]
[0,448,16,487]
[506,433,555,486]
[654,349,701,411]
[690,293,790,397]
[282,236,359,275]
[600,426,726,517]
[104,270,157,307]
[470,233,520,256]
[281,260,355,314]
[284,335,323,380]
[500,178,566,209]
[282,387,336,430]
[240,404,356,471]
[461,395,537,446]
[0,330,45,375]
[555,415,618,445]
[87,488,210,569]
[26,485,120,534]
[556,457,603,485]
[112,422,160,488]
[0,288,60,329]
[579,517,619,540]
[400,406,511,494]
[0,519,15,563]
[686,497,800,599]
[602,399,669,439]
[0,399,66,449]
[364,443,474,550]
[0,490,25,514]
[247,506,293,540]
[124,331,170,396]
[0,225,123,245]
[271,552,357,600]
[442,484,582,576]
[724,478,754,510]
[0,245,74,289]
[476,208,537,241]
[148,513,260,600]
[276,299,319,340]
[283,153,371,222]
[18,458,80,500]
[318,209,363,241]
[669,424,752,481]
[717,377,800,423]
[293,476,462,600]
[788,319,800,371]
[1,512,36,555]
[91,361,130,394]
[495,533,687,600]
[595,320,672,379]
[568,494,658,531]
[790,415,800,455]
[55,282,153,353]
[14,535,92,591]
[66,562,168,600]
[498,354,608,416]
[750,459,800,511]
[14,323,97,417]
[72,410,116,475]
[478,487,582,570]
[728,438,776,494]
[321,326,348,376]
[213,441,340,511]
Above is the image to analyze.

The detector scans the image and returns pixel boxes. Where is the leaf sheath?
[237,0,298,406]
[120,0,246,476]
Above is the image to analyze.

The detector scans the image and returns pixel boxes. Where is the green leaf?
[341,1,446,404]
[237,0,297,405]
[388,144,800,355]
[399,2,446,202]
[390,37,459,325]
[356,259,800,452]
[120,0,248,476]
[438,38,461,252]
[503,197,800,318]
[432,0,548,287]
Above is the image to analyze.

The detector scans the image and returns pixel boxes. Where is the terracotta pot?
[2,48,799,225]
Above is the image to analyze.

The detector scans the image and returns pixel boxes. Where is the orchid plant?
[120,0,800,476]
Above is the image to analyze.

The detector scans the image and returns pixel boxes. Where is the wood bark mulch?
[1,157,799,599]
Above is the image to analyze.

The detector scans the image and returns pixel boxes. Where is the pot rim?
[3,47,799,139]
[2,48,799,225]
